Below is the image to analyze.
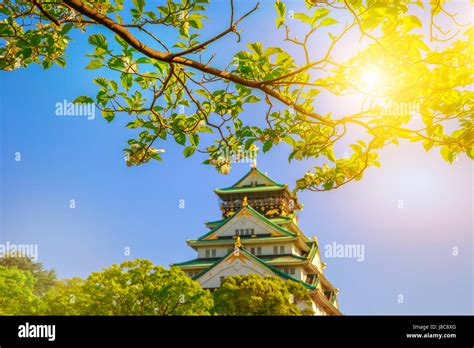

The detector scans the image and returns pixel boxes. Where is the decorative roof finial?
[251,159,257,169]
[234,235,242,248]
[242,196,248,207]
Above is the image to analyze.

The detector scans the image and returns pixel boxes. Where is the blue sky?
[0,0,472,315]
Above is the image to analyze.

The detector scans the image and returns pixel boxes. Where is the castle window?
[273,246,278,254]
[235,229,239,235]
[280,246,285,254]
[211,249,217,257]
[250,228,255,234]
[256,247,262,255]
[251,247,255,254]
[205,250,210,258]
[289,268,295,275]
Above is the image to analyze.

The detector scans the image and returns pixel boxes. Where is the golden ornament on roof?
[234,235,242,248]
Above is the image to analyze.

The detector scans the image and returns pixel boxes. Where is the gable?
[196,249,278,288]
[234,169,276,187]
[201,207,293,240]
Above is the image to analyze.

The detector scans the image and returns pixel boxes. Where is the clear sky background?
[0,1,472,315]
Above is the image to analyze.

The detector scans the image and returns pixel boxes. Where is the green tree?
[0,255,56,296]
[81,259,213,315]
[40,277,89,315]
[213,274,313,315]
[1,0,471,191]
[0,266,41,315]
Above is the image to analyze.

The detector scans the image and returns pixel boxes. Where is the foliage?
[79,259,213,315]
[213,274,313,316]
[40,277,89,315]
[0,258,322,316]
[1,0,471,190]
[0,266,41,315]
[0,254,57,296]
[0,257,213,315]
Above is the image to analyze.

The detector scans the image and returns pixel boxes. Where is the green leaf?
[325,148,336,162]
[248,42,263,56]
[102,110,115,123]
[244,95,260,103]
[323,181,334,190]
[466,147,474,160]
[55,57,66,68]
[136,57,153,64]
[88,34,108,49]
[283,135,295,147]
[440,146,456,163]
[93,77,108,88]
[263,140,273,153]
[73,96,94,104]
[114,34,128,48]
[318,18,338,27]
[42,59,53,69]
[60,23,74,35]
[422,139,434,151]
[133,0,145,13]
[86,60,103,70]
[274,0,286,28]
[263,47,282,57]
[174,132,186,146]
[120,73,133,90]
[406,15,422,30]
[110,80,119,92]
[313,8,330,22]
[274,0,286,18]
[190,133,200,146]
[188,13,206,29]
[244,138,256,150]
[183,146,196,158]
[293,13,313,25]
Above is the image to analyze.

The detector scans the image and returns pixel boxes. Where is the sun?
[359,68,385,94]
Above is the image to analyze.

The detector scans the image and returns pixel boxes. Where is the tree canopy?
[0,257,321,316]
[213,274,313,315]
[0,266,41,315]
[78,259,213,315]
[0,0,472,191]
[0,257,214,315]
[0,254,57,296]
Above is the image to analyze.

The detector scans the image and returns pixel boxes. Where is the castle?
[174,165,341,315]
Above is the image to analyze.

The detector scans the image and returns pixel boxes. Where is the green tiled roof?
[215,168,288,194]
[175,253,306,268]
[232,167,284,187]
[205,215,293,229]
[197,205,296,240]
[215,185,286,194]
[260,255,307,264]
[191,247,315,290]
[189,235,296,246]
[172,258,218,267]
[307,241,319,261]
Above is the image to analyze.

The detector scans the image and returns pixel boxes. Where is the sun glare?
[359,69,384,94]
